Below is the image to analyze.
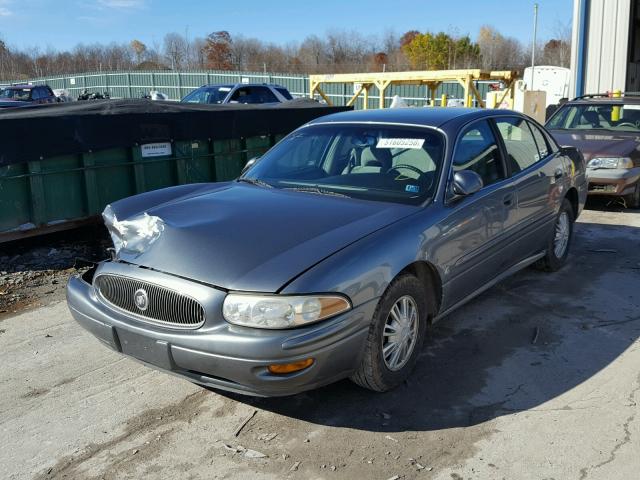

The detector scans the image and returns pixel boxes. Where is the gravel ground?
[0,227,110,318]
[1,206,639,480]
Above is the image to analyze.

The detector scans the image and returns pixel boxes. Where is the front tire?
[350,274,431,392]
[537,198,574,272]
[625,182,640,209]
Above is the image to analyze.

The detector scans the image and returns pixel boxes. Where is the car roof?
[200,83,286,89]
[306,107,520,129]
[6,85,35,89]
[566,94,640,105]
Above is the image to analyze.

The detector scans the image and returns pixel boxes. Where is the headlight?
[587,157,634,169]
[222,294,351,329]
[102,205,165,256]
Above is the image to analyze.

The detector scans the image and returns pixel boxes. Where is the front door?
[437,119,517,310]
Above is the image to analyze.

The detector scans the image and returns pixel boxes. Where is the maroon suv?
[546,93,640,208]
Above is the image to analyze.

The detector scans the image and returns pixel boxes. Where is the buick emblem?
[134,288,149,311]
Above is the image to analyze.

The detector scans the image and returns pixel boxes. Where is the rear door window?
[495,117,541,174]
[453,120,505,188]
[275,87,293,100]
[252,87,279,103]
[527,121,552,159]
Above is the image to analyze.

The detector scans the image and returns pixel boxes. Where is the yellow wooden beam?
[309,69,518,85]
[468,81,486,108]
[464,75,473,107]
[314,85,333,106]
[427,82,441,107]
[307,69,520,109]
[363,84,370,110]
[495,79,516,108]
[375,80,391,108]
[309,69,487,84]
[346,83,366,107]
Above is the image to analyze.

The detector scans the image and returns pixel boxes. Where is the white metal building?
[570,0,639,96]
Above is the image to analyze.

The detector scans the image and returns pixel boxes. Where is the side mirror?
[451,170,483,199]
[559,145,579,156]
[241,156,260,175]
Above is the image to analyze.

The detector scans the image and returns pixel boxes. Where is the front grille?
[94,274,205,328]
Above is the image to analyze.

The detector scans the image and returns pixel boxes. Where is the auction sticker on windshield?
[376,138,425,149]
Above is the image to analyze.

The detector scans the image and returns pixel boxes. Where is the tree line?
[0,25,571,81]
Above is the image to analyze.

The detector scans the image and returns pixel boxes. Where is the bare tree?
[541,21,571,68]
[478,25,526,70]
[163,33,188,70]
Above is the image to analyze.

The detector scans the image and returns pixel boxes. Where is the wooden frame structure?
[309,69,519,109]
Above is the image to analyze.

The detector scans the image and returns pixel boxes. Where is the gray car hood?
[114,183,418,292]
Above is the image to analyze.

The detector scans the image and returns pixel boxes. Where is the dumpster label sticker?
[376,138,425,149]
[141,142,172,158]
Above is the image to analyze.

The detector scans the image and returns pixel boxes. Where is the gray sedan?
[66,108,587,396]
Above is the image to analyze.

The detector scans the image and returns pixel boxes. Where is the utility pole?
[531,2,539,90]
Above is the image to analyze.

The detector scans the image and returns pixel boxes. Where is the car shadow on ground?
[216,212,640,433]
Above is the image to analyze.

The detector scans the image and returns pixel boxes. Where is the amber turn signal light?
[267,358,314,374]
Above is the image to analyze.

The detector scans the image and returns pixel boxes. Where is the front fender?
[280,211,443,309]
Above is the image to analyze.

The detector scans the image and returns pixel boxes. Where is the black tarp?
[0,98,351,166]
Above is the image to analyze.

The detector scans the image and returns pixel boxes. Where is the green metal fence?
[9,69,493,107]
[0,133,285,241]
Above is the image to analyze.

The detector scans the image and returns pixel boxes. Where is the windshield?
[547,102,640,132]
[0,88,31,101]
[181,86,232,104]
[242,124,445,205]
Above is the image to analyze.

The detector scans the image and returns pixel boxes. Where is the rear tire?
[350,274,431,392]
[537,198,574,272]
[625,182,640,209]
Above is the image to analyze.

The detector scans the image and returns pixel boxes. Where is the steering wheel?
[386,164,424,177]
[616,122,637,129]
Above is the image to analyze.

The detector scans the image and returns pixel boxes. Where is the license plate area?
[117,329,172,370]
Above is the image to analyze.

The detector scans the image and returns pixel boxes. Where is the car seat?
[344,146,393,174]
[581,110,602,128]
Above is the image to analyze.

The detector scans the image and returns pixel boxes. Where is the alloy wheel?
[554,211,570,258]
[382,295,419,371]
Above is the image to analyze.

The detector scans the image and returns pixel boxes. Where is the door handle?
[502,193,514,206]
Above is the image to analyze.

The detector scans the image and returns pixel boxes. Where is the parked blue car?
[67,108,587,396]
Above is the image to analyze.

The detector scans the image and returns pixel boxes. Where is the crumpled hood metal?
[551,130,640,161]
[113,183,418,292]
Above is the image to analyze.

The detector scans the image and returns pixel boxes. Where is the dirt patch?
[36,390,211,480]
[21,387,51,399]
[0,226,110,320]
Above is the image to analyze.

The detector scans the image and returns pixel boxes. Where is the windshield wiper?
[284,186,349,197]
[237,177,273,188]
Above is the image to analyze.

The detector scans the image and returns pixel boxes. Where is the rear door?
[494,116,561,260]
[30,88,41,103]
[438,119,517,308]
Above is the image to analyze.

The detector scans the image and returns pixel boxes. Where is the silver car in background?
[67,108,587,396]
[181,83,293,105]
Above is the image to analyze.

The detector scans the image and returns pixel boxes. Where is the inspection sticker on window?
[376,138,425,149]
[405,185,420,193]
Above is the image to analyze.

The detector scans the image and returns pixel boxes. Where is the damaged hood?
[110,183,418,292]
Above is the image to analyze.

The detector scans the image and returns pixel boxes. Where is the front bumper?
[66,264,376,397]
[586,167,640,196]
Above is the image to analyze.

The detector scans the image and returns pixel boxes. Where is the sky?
[0,0,573,51]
